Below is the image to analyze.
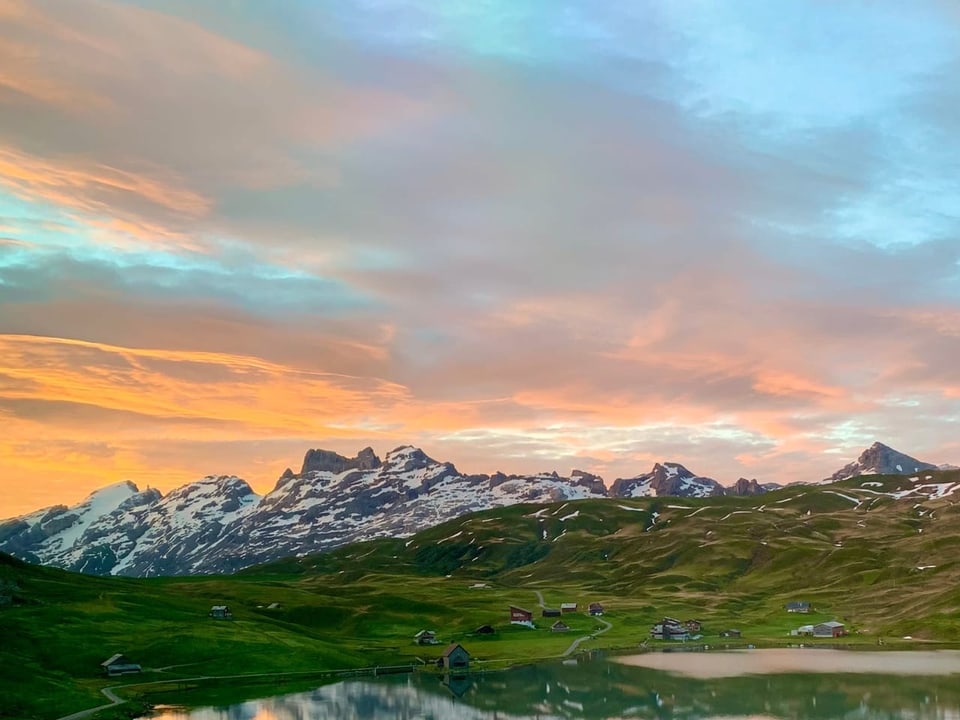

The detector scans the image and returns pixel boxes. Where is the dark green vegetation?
[2,470,959,719]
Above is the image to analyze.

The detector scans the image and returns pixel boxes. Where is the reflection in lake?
[145,649,960,720]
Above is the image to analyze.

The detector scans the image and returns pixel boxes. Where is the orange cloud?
[0,145,211,222]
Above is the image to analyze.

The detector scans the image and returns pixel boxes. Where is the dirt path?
[55,687,125,720]
[531,589,613,657]
[562,616,612,657]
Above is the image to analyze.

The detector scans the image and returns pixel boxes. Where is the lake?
[142,649,960,719]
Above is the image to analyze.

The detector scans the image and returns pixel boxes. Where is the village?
[100,597,847,681]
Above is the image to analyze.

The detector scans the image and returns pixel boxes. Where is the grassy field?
[2,470,959,719]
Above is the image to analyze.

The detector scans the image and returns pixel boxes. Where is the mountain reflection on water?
[146,650,960,720]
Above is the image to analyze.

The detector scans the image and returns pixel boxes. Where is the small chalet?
[719,629,742,638]
[813,621,847,638]
[588,602,604,616]
[551,620,570,632]
[101,654,142,677]
[414,629,438,645]
[209,605,233,619]
[684,619,702,633]
[473,624,495,635]
[542,607,561,618]
[510,606,534,625]
[651,618,689,641]
[560,603,578,613]
[437,643,470,671]
[785,601,811,613]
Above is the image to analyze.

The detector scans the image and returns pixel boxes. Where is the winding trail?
[531,589,613,657]
[56,687,125,720]
[563,616,613,657]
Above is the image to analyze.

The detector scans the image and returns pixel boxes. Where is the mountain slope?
[0,446,611,576]
[0,442,947,578]
[4,465,960,718]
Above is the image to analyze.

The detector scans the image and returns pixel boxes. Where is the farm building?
[542,607,561,618]
[551,620,570,632]
[719,629,742,638]
[560,603,578,613]
[791,624,815,636]
[588,602,604,616]
[814,621,847,638]
[414,630,437,645]
[438,643,470,671]
[510,606,534,625]
[209,605,233,619]
[473,624,495,635]
[785,601,811,613]
[101,654,142,677]
[651,618,689,641]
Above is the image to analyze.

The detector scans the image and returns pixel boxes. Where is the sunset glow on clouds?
[3,0,960,515]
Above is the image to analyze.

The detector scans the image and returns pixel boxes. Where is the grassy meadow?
[2,470,959,719]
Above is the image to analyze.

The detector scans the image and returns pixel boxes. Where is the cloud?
[0,0,430,251]
[3,1,960,516]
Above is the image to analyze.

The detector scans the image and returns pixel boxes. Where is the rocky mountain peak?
[824,442,937,484]
[569,470,607,495]
[300,447,382,475]
[609,462,723,499]
[729,477,765,496]
[382,445,452,474]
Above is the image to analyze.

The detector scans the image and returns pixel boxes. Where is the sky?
[2,0,960,516]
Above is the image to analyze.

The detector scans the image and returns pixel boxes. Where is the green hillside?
[2,471,959,719]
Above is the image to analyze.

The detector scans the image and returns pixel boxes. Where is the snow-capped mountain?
[0,446,609,577]
[822,442,937,484]
[609,462,726,498]
[1,442,946,578]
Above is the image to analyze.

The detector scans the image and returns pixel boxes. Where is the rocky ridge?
[0,442,944,577]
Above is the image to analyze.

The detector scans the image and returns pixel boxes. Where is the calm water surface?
[144,649,960,719]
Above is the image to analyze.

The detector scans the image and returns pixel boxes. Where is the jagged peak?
[650,462,696,478]
[823,442,936,484]
[300,446,382,475]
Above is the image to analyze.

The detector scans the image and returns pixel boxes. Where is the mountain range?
[0,442,944,577]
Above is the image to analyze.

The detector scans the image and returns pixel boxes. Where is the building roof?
[210,605,229,610]
[442,643,469,658]
[101,653,127,667]
[560,602,577,608]
[510,605,532,613]
[818,621,845,628]
[414,629,436,638]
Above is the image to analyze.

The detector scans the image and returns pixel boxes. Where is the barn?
[510,606,534,624]
[101,654,142,677]
[438,643,470,671]
[813,621,847,638]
